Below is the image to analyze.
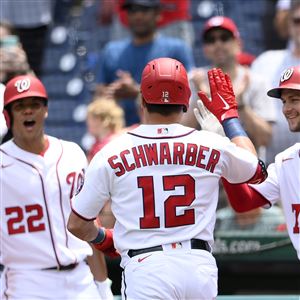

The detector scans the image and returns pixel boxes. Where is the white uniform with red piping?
[0,136,100,299]
[72,124,260,300]
[250,143,300,260]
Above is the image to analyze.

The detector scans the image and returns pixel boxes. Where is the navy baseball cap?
[122,0,161,9]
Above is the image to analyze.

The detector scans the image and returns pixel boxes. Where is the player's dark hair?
[144,102,185,115]
[1,128,13,144]
[4,104,14,134]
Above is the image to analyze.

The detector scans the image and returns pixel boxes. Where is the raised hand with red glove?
[198,68,249,141]
[196,68,267,182]
[198,68,239,123]
[90,228,120,258]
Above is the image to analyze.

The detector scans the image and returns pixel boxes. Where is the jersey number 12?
[138,174,195,229]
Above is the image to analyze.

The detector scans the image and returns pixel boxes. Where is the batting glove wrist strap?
[198,68,239,123]
[222,118,248,139]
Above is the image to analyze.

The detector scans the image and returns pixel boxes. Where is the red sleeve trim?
[247,160,268,184]
[222,178,271,212]
[71,207,96,221]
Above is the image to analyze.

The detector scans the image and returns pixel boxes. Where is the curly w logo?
[15,78,31,93]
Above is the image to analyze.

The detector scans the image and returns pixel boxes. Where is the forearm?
[222,178,270,212]
[87,244,108,281]
[67,212,99,242]
[222,118,257,156]
[97,200,116,228]
[230,136,257,156]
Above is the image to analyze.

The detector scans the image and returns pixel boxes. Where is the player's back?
[86,123,259,261]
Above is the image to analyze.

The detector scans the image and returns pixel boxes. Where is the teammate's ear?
[44,108,48,119]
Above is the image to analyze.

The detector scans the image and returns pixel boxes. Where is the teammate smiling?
[218,66,300,260]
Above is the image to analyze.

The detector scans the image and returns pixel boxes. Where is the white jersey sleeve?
[218,135,258,183]
[72,150,110,220]
[250,143,300,206]
[249,161,280,205]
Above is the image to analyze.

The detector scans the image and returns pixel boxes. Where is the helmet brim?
[267,88,282,98]
[267,84,300,99]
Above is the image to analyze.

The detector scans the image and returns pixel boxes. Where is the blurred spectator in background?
[182,16,275,156]
[86,98,125,162]
[95,0,194,126]
[236,51,256,67]
[181,16,276,224]
[0,21,32,143]
[117,0,195,47]
[0,22,31,85]
[156,0,195,47]
[251,0,300,165]
[99,0,195,47]
[274,0,292,47]
[261,0,291,50]
[1,0,53,76]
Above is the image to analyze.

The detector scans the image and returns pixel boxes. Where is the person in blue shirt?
[95,0,195,126]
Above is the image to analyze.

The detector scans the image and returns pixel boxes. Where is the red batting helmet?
[267,66,300,98]
[3,75,48,128]
[141,57,191,112]
[4,75,48,107]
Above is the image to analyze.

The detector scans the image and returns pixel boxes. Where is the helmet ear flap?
[3,109,11,129]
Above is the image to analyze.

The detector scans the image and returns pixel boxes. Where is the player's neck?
[13,135,49,155]
[143,112,183,124]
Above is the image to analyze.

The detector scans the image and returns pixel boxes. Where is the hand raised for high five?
[197,68,239,123]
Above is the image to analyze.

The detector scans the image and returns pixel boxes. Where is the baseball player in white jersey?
[221,66,300,260]
[0,75,113,299]
[68,58,267,300]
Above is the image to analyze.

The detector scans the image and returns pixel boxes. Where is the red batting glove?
[93,228,120,258]
[198,68,239,123]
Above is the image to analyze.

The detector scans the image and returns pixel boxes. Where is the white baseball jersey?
[0,136,92,269]
[72,124,259,267]
[250,143,300,260]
